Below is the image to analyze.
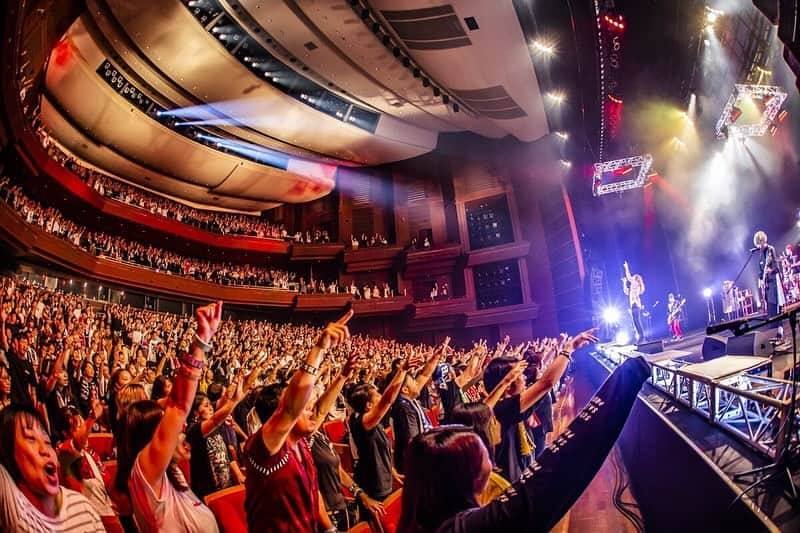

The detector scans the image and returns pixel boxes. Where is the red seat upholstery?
[205,485,247,533]
[425,408,438,427]
[379,489,403,533]
[88,433,115,461]
[332,442,353,474]
[102,460,133,519]
[324,419,347,443]
[349,521,374,532]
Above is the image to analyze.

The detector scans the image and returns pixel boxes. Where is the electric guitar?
[667,299,686,324]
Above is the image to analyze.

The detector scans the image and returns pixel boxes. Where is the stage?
[586,331,800,532]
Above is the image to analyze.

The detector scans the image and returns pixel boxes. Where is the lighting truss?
[592,154,653,197]
[715,84,788,139]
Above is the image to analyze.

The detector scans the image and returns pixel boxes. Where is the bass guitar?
[667,298,686,324]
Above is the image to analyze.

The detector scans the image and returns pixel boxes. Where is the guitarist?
[755,231,785,338]
[667,293,685,341]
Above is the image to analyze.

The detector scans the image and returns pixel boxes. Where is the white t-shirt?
[0,464,105,532]
[128,454,219,533]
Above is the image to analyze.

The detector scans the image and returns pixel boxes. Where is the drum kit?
[721,252,800,319]
[780,253,800,304]
[721,280,754,319]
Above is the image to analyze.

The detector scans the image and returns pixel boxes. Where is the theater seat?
[379,489,403,533]
[324,419,347,443]
[424,408,438,427]
[349,521,373,532]
[205,485,247,533]
[88,433,115,461]
[102,460,133,520]
[333,442,353,474]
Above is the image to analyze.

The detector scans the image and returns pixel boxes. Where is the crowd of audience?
[350,233,390,250]
[0,177,300,290]
[0,274,649,532]
[38,131,287,240]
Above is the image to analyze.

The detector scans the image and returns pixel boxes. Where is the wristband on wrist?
[297,361,319,376]
[179,352,206,370]
[193,334,212,352]
[558,350,573,362]
[176,366,202,380]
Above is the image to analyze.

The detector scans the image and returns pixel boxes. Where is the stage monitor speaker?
[726,329,777,357]
[702,335,727,361]
[637,340,663,354]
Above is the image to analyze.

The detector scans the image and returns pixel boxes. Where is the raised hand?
[567,328,600,352]
[196,301,223,344]
[315,309,353,351]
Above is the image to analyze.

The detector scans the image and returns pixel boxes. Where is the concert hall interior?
[1,0,800,532]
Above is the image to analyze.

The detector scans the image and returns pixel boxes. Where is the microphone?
[749,247,759,253]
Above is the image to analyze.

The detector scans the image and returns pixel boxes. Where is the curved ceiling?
[39,0,551,210]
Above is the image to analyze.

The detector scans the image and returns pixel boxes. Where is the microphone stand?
[726,249,757,299]
[731,305,799,504]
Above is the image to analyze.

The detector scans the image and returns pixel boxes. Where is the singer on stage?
[754,230,784,322]
[623,261,646,342]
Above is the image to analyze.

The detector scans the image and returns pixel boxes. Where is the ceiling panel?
[99,0,438,165]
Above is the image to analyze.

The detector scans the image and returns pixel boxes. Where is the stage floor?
[590,332,800,532]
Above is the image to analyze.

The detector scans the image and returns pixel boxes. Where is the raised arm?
[519,329,598,413]
[44,343,69,394]
[362,359,412,431]
[412,337,449,390]
[312,351,359,427]
[138,301,222,490]
[198,373,249,437]
[260,310,352,454]
[485,360,528,409]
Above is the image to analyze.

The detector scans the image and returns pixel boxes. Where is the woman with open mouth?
[0,403,105,531]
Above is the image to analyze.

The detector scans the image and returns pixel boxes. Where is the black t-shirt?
[186,422,234,498]
[439,380,464,424]
[493,394,536,482]
[43,384,77,436]
[6,349,37,405]
[390,398,424,474]
[311,431,345,512]
[350,412,393,500]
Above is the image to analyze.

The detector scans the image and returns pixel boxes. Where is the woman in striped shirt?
[0,404,105,532]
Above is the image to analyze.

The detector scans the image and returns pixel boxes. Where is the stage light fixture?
[602,306,622,325]
[422,77,430,88]
[433,87,441,97]
[532,40,555,54]
[560,159,572,168]
[555,131,569,140]
[547,91,565,103]
[453,103,459,113]
[442,94,450,104]
[715,84,788,139]
[412,68,421,78]
[703,288,713,298]
[615,330,631,346]
[592,154,654,196]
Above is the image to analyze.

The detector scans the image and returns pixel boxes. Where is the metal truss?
[595,344,798,459]
[714,375,795,458]
[592,154,653,197]
[715,84,788,139]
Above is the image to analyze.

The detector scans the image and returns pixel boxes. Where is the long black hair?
[397,426,490,533]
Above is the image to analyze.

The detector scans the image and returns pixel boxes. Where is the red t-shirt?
[244,433,319,532]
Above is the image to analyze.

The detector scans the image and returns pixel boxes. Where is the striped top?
[0,464,105,532]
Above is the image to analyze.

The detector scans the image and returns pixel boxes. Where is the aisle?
[549,369,643,533]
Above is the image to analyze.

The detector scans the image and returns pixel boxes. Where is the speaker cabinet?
[726,330,777,357]
[702,335,728,361]
[637,340,664,354]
